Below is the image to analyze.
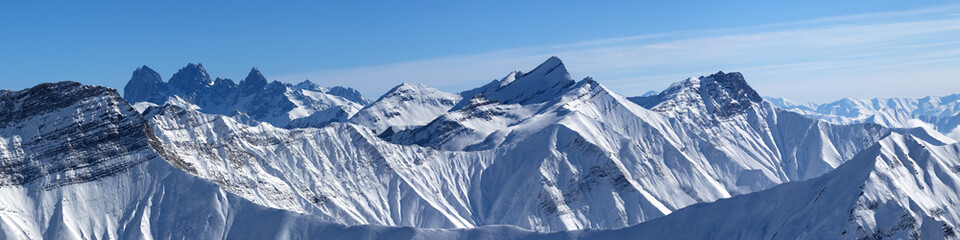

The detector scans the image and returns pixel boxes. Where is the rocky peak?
[239,67,268,95]
[211,77,238,94]
[167,63,211,94]
[638,71,763,118]
[697,71,762,116]
[702,71,761,102]
[123,65,164,103]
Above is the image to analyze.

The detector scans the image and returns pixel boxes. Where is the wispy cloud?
[276,4,960,103]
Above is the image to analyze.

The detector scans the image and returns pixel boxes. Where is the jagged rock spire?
[167,63,211,94]
[123,65,164,103]
[239,67,268,95]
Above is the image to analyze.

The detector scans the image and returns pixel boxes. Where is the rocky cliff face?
[239,68,268,96]
[122,66,164,103]
[629,71,763,118]
[0,82,152,187]
[166,63,212,100]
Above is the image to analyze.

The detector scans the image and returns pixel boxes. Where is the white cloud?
[275,4,960,103]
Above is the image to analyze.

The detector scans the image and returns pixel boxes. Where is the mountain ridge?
[122,64,367,129]
[767,94,960,140]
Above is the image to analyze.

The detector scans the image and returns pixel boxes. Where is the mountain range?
[766,95,960,141]
[1,57,958,239]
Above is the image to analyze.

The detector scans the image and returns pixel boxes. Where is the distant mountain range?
[124,64,368,129]
[766,95,960,140]
[1,57,958,239]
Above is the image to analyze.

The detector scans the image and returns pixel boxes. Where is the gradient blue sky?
[2,1,959,103]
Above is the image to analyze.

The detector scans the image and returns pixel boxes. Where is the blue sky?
[2,1,959,103]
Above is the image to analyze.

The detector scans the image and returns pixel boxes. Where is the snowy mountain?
[133,57,891,232]
[349,83,462,133]
[144,103,491,228]
[576,128,960,239]
[0,82,341,239]
[0,81,541,240]
[767,95,960,140]
[123,64,366,128]
[6,57,960,239]
[382,56,578,150]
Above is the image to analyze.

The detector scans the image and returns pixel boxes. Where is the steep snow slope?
[468,75,887,230]
[349,83,462,133]
[768,95,960,140]
[631,72,892,183]
[123,64,365,128]
[580,129,960,239]
[145,103,491,228]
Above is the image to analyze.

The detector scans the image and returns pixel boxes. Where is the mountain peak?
[297,79,314,86]
[639,71,763,117]
[124,65,164,103]
[167,63,212,94]
[384,83,439,97]
[523,56,569,80]
[239,67,268,95]
[472,56,574,105]
[700,71,762,103]
[396,82,427,90]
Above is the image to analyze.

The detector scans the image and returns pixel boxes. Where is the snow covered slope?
[462,71,888,229]
[767,95,960,140]
[145,103,491,228]
[580,129,960,239]
[123,64,365,128]
[349,83,462,133]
